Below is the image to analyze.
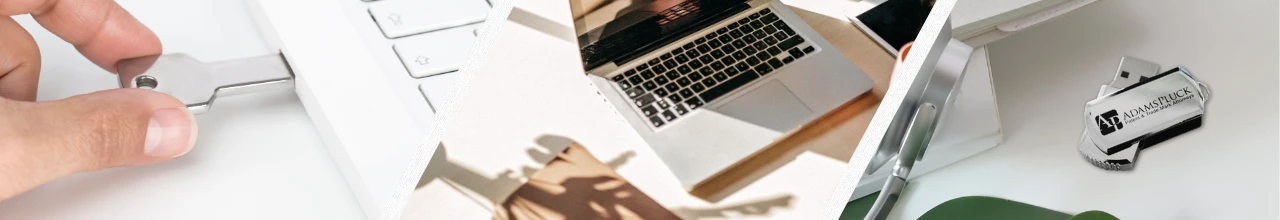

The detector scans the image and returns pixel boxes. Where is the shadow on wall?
[417,134,794,219]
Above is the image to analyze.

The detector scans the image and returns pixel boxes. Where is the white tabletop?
[0,0,364,219]
[887,0,1279,219]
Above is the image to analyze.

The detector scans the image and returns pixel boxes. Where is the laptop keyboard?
[609,8,817,128]
[363,0,490,112]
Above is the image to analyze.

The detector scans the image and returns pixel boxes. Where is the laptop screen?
[576,0,749,70]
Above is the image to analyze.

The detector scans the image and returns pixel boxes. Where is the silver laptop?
[576,0,874,189]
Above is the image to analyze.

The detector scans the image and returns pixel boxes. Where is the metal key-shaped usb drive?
[116,53,294,114]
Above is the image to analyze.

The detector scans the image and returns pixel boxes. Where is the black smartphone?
[854,0,933,52]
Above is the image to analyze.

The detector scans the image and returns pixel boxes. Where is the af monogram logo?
[1096,109,1123,135]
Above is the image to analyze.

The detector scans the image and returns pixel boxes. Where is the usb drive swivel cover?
[1079,57,1211,170]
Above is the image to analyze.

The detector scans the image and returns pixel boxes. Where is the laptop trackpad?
[715,80,813,132]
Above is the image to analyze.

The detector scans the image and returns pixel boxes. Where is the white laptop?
[575,0,875,190]
[246,0,493,218]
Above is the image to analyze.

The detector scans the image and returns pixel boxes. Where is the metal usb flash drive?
[116,53,295,114]
[1079,57,1210,170]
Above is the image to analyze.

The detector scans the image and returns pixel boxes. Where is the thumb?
[0,88,197,200]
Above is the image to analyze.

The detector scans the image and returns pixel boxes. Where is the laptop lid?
[574,0,750,70]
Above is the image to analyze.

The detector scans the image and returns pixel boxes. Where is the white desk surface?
[0,0,364,219]
[888,0,1280,219]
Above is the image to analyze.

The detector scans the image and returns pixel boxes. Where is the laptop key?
[642,81,659,90]
[754,51,771,61]
[713,72,730,81]
[754,63,773,74]
[788,48,805,58]
[725,67,740,76]
[743,35,757,43]
[773,32,789,41]
[677,66,693,74]
[767,46,783,55]
[762,13,779,23]
[654,75,670,85]
[629,75,645,85]
[731,51,747,60]
[393,25,478,78]
[674,105,690,115]
[709,61,726,71]
[779,36,804,50]
[735,62,750,71]
[749,20,764,29]
[368,0,488,38]
[717,35,733,43]
[657,100,672,109]
[611,74,626,81]
[700,72,760,102]
[675,54,690,63]
[698,54,715,63]
[752,30,768,39]
[699,66,716,76]
[803,46,816,53]
[685,98,705,109]
[652,65,668,73]
[618,81,633,89]
[719,57,735,66]
[745,57,760,66]
[691,82,707,92]
[768,58,784,69]
[661,111,679,121]
[642,105,660,116]
[653,88,670,97]
[663,60,678,68]
[742,47,757,55]
[664,83,680,93]
[763,36,778,45]
[636,94,658,107]
[639,70,656,79]
[753,41,768,50]
[649,116,667,127]
[678,88,695,98]
[782,56,795,63]
[689,60,704,69]
[707,39,723,48]
[676,77,693,87]
[695,44,713,53]
[763,25,778,34]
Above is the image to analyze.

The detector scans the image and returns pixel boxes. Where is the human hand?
[0,0,196,201]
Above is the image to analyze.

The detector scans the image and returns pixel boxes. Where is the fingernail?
[144,108,197,157]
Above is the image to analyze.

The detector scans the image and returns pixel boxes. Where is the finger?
[898,42,914,62]
[0,0,162,73]
[0,16,41,101]
[0,89,195,200]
